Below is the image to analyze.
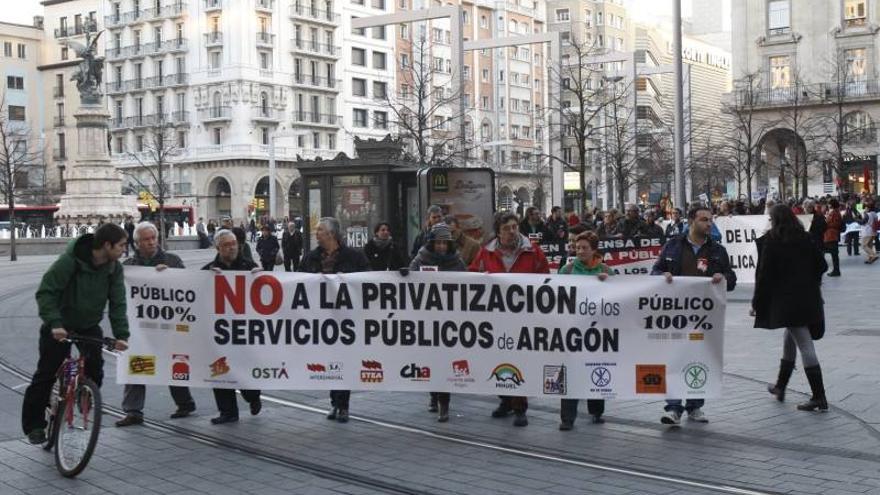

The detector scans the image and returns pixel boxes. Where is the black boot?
[797,365,829,411]
[767,359,795,402]
[428,393,439,413]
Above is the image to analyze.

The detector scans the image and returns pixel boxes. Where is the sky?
[3,0,728,28]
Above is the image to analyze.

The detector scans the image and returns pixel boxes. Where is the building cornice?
[0,20,42,31]
[40,0,74,6]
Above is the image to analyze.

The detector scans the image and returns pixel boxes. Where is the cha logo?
[488,363,524,390]
[543,365,566,395]
[682,362,709,390]
[400,363,431,381]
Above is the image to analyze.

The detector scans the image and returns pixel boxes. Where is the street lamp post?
[673,0,686,208]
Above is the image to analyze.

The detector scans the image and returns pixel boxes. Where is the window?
[3,42,11,57]
[213,127,222,145]
[767,0,790,35]
[374,111,388,129]
[352,77,367,96]
[481,68,489,82]
[328,133,336,149]
[6,76,23,90]
[8,105,25,121]
[260,52,270,70]
[597,12,603,25]
[136,135,145,152]
[209,51,221,69]
[433,57,444,71]
[371,0,385,9]
[57,133,66,159]
[769,55,791,88]
[115,136,124,154]
[844,0,867,27]
[585,9,592,26]
[399,24,409,39]
[463,65,471,80]
[561,31,571,42]
[313,132,321,148]
[61,47,69,60]
[480,15,488,28]
[481,96,489,109]
[352,47,366,66]
[372,26,387,39]
[351,18,366,36]
[462,11,469,24]
[176,131,186,148]
[373,81,387,99]
[372,51,387,69]
[845,48,867,79]
[17,44,26,59]
[353,108,368,127]
[400,53,409,68]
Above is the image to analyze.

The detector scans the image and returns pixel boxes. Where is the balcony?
[255,0,274,12]
[256,32,276,47]
[199,106,232,122]
[143,38,188,56]
[170,111,190,124]
[730,79,880,110]
[106,45,126,60]
[110,117,126,130]
[164,73,189,87]
[291,74,341,91]
[53,116,65,128]
[290,39,340,58]
[204,31,223,47]
[106,81,126,95]
[288,4,339,24]
[53,86,64,98]
[291,111,341,127]
[252,107,283,123]
[204,0,222,11]
[54,21,98,39]
[143,1,187,20]
[105,13,125,28]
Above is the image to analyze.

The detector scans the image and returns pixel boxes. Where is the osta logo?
[210,357,230,377]
[360,360,383,383]
[252,362,289,380]
[488,363,524,389]
[400,363,431,381]
[129,355,156,376]
[543,365,566,395]
[171,354,190,381]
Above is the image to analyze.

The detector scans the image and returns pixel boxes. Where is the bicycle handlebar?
[61,336,118,351]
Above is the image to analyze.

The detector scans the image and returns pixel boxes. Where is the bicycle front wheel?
[54,378,102,478]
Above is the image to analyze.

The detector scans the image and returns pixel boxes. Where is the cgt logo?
[252,362,289,379]
[171,354,190,381]
[129,355,156,376]
[360,360,383,383]
[210,357,230,377]
[488,363,524,390]
[400,363,431,381]
[635,364,666,394]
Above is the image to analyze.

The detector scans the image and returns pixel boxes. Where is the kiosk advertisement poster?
[419,168,494,242]
[119,268,726,400]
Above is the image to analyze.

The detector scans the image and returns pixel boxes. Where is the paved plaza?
[0,249,878,494]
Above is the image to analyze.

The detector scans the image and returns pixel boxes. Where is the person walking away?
[116,222,196,427]
[842,200,860,256]
[232,226,255,263]
[409,223,466,422]
[470,212,550,427]
[823,199,842,276]
[196,217,209,249]
[651,205,736,426]
[754,205,829,411]
[202,230,263,424]
[557,231,611,430]
[248,218,257,243]
[363,222,406,271]
[256,225,280,271]
[124,216,135,256]
[804,200,827,250]
[301,217,370,423]
[860,201,878,264]
[281,221,304,272]
[21,223,131,444]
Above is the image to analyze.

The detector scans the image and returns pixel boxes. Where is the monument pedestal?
[55,104,138,224]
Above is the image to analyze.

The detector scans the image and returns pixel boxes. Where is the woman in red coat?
[469,212,550,427]
[823,198,842,276]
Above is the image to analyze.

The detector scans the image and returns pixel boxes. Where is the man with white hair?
[116,222,196,427]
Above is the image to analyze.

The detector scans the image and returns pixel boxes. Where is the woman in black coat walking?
[752,204,829,412]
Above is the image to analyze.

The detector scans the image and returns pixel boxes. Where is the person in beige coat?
[445,215,481,266]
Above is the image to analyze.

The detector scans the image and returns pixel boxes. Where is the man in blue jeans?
[651,205,736,425]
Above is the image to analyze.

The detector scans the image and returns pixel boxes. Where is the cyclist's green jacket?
[35,234,129,340]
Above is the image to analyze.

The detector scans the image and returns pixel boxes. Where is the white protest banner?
[119,268,726,400]
[714,215,813,284]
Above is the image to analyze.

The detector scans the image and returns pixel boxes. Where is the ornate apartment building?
[732,0,878,198]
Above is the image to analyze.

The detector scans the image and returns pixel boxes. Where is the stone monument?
[55,30,138,225]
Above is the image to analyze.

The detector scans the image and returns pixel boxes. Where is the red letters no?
[251,276,283,315]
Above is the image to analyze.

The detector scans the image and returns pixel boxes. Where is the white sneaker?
[687,408,709,423]
[661,410,682,425]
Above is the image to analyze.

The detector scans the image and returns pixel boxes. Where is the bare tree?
[597,78,640,209]
[720,72,778,205]
[546,35,621,210]
[0,92,44,261]
[120,117,182,247]
[381,36,471,168]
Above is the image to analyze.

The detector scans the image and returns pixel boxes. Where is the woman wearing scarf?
[364,222,407,271]
[558,231,611,430]
[409,223,466,422]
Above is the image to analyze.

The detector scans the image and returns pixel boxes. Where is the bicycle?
[42,335,117,478]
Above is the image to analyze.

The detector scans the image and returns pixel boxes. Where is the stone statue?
[63,30,104,104]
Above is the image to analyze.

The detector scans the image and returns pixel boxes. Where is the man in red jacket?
[469,211,550,427]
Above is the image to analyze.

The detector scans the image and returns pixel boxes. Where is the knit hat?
[428,222,452,242]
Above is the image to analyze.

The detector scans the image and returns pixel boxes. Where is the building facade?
[731,0,879,199]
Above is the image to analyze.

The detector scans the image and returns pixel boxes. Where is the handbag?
[808,299,825,340]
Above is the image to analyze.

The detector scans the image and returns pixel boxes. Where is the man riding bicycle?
[21,223,130,444]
